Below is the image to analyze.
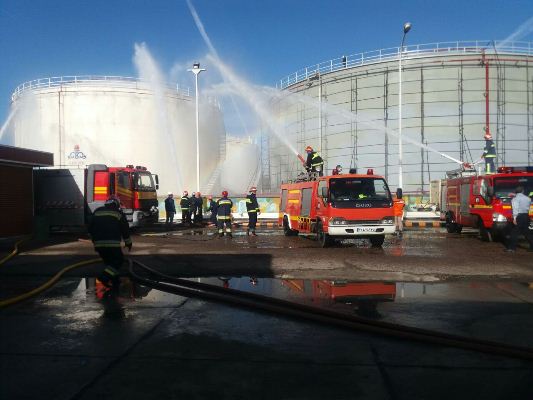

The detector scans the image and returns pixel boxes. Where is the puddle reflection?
[198,277,533,348]
[65,276,533,348]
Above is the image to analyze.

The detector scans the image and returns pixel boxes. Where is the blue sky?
[1,0,532,134]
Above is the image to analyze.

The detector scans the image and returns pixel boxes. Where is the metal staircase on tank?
[201,164,222,196]
[246,164,261,192]
[201,134,227,196]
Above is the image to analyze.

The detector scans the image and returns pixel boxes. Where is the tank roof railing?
[11,75,193,101]
[277,40,533,89]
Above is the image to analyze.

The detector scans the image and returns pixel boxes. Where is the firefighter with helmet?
[245,186,260,236]
[88,196,132,291]
[482,132,497,174]
[180,191,191,226]
[217,190,233,238]
[305,146,324,176]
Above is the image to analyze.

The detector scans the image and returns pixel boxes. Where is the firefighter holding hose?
[88,196,132,291]
[305,146,324,176]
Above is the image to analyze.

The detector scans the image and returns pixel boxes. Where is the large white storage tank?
[8,76,225,196]
[266,41,533,193]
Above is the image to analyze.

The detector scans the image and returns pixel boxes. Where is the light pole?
[398,22,412,190]
[188,62,206,192]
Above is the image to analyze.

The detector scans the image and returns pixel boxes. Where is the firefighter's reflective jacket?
[483,139,496,159]
[245,193,260,214]
[88,206,132,248]
[180,196,191,211]
[306,151,324,170]
[216,197,233,220]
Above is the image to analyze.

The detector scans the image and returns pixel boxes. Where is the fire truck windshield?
[134,172,155,191]
[329,178,392,207]
[494,177,533,201]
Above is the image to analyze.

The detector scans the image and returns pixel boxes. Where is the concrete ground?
[1,226,533,399]
[2,225,532,282]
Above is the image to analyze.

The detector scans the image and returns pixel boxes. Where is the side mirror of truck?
[487,187,494,197]
[154,175,159,190]
[321,187,328,199]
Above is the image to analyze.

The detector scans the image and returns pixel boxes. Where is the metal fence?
[11,75,192,101]
[276,40,533,89]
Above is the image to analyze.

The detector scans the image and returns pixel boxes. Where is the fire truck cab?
[279,171,396,247]
[440,166,533,241]
[34,164,159,230]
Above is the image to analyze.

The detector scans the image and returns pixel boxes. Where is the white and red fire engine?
[279,169,397,247]
[439,166,533,241]
[34,164,159,230]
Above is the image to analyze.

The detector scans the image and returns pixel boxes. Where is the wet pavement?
[1,228,533,399]
[2,227,532,282]
[1,276,532,399]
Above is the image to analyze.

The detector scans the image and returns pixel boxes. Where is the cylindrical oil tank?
[220,136,260,195]
[9,76,225,196]
[265,41,533,193]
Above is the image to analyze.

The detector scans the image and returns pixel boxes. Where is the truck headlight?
[330,217,347,225]
[381,217,394,225]
[492,213,507,222]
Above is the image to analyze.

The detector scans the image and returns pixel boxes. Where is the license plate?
[356,227,376,232]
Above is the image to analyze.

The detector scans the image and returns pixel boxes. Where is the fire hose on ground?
[1,236,532,361]
[128,258,533,362]
[0,236,31,266]
[0,258,101,308]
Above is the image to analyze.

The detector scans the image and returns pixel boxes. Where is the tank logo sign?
[68,144,87,160]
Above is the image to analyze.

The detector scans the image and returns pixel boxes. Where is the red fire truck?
[440,166,533,241]
[279,170,397,247]
[34,164,159,230]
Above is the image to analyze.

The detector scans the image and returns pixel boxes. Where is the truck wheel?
[283,216,297,237]
[369,235,385,247]
[478,220,492,242]
[316,221,332,248]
